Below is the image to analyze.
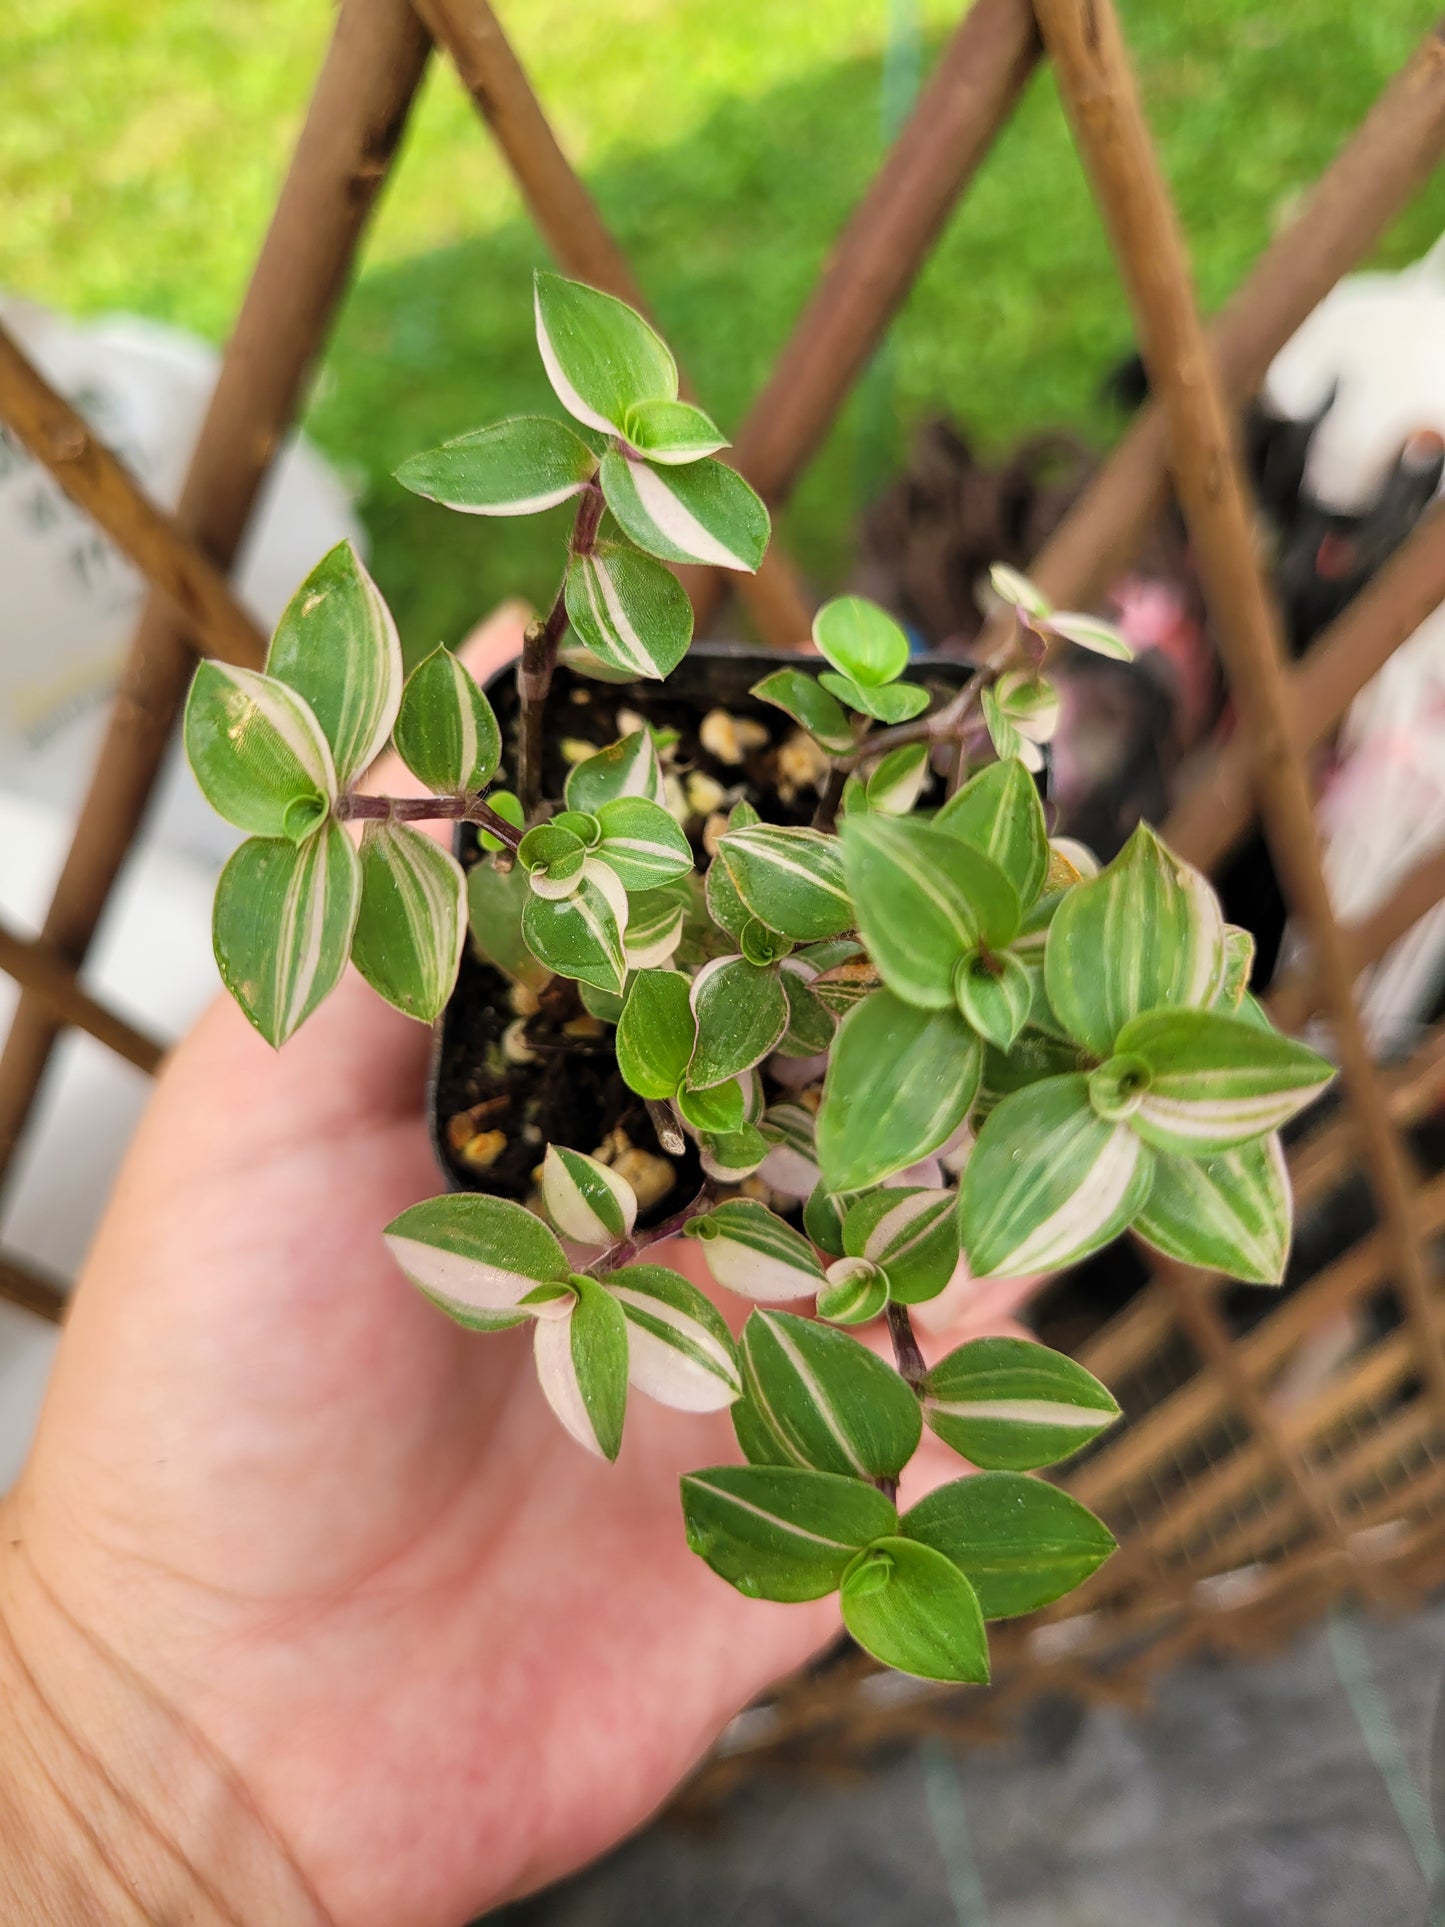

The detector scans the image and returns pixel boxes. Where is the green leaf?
[564,543,694,681]
[606,1264,741,1411]
[804,1183,855,1259]
[749,669,855,755]
[615,968,694,1097]
[923,1336,1120,1469]
[264,540,403,792]
[395,415,597,516]
[533,1274,629,1461]
[519,822,587,898]
[840,1538,990,1683]
[995,670,1060,745]
[687,955,789,1088]
[841,815,1020,1009]
[989,563,1051,619]
[697,1122,769,1181]
[902,1472,1117,1618]
[622,397,728,464]
[350,822,466,1023]
[624,885,688,970]
[1115,1006,1335,1154]
[467,858,551,990]
[812,595,910,687]
[579,981,626,1024]
[1044,822,1226,1058]
[685,1198,825,1302]
[676,1076,747,1136]
[564,729,667,812]
[1217,924,1256,1011]
[842,1187,959,1305]
[933,758,1048,909]
[817,991,980,1192]
[757,1100,820,1196]
[954,946,1033,1052]
[731,1392,792,1466]
[392,647,501,795]
[384,1193,569,1328]
[534,271,677,436]
[599,450,769,572]
[681,1465,897,1602]
[211,823,360,1047]
[1049,609,1132,660]
[592,795,693,890]
[865,742,930,815]
[542,1143,637,1247]
[819,671,930,724]
[475,788,524,854]
[522,859,629,993]
[717,825,854,941]
[704,844,753,943]
[740,1309,921,1482]
[960,1074,1155,1278]
[980,683,1028,766]
[1134,1134,1291,1283]
[184,660,335,842]
[776,959,837,1057]
[817,1258,890,1325]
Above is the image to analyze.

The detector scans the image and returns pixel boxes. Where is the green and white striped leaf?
[599,450,769,572]
[676,1074,747,1137]
[564,543,694,681]
[392,646,501,794]
[605,1264,741,1412]
[776,958,837,1057]
[542,1143,637,1247]
[817,1258,889,1326]
[467,857,551,991]
[212,823,360,1047]
[265,540,403,791]
[841,815,1020,1009]
[1216,924,1256,1011]
[840,1539,990,1684]
[717,825,854,941]
[810,955,880,1016]
[532,1274,629,1461]
[902,1472,1117,1619]
[843,1187,959,1305]
[923,1335,1120,1469]
[704,844,753,943]
[1116,1006,1335,1154]
[865,742,930,815]
[954,946,1033,1052]
[684,1198,825,1302]
[593,794,693,889]
[521,858,629,994]
[995,670,1060,744]
[625,886,687,970]
[989,563,1051,619]
[805,1184,856,1259]
[384,1193,569,1329]
[534,271,676,436]
[816,991,981,1192]
[184,660,336,842]
[697,1123,769,1182]
[740,1309,921,1482]
[681,1465,898,1603]
[1133,1135,1292,1284]
[1049,609,1132,660]
[519,822,588,900]
[564,728,668,812]
[350,822,466,1023]
[749,669,855,755]
[812,594,910,687]
[1044,822,1226,1057]
[394,415,597,516]
[758,1101,821,1199]
[687,954,789,1088]
[622,397,728,464]
[981,682,1033,768]
[819,671,931,724]
[933,757,1048,909]
[615,967,694,1098]
[960,1074,1155,1278]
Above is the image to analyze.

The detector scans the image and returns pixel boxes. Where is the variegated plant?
[183,273,1335,1687]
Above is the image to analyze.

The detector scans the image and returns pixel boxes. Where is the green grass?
[6,0,1442,653]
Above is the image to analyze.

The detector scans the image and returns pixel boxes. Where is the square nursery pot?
[429,642,970,1230]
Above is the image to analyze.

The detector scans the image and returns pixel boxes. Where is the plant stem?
[335,791,523,850]
[593,1181,716,1274]
[887,1301,927,1392]
[827,617,1029,786]
[517,482,605,817]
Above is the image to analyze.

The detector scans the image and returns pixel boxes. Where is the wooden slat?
[0,921,163,1076]
[0,1250,67,1324]
[0,0,432,1200]
[1267,845,1445,1034]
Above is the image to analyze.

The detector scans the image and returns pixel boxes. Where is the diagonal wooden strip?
[0,920,163,1076]
[0,1249,67,1324]
[0,326,265,671]
[1267,845,1445,1035]
[0,0,432,1198]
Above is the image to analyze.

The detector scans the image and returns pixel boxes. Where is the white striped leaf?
[564,729,667,812]
[922,1335,1120,1469]
[185,660,336,842]
[741,1309,921,1482]
[467,858,551,991]
[933,757,1048,909]
[739,918,795,968]
[598,450,769,573]
[989,563,1051,619]
[605,1263,741,1412]
[995,670,1060,744]
[622,397,728,464]
[840,1539,990,1684]
[842,1187,959,1305]
[902,1471,1117,1619]
[819,671,931,724]
[624,886,687,970]
[521,858,629,994]
[758,1101,821,1199]
[812,595,910,687]
[542,1143,638,1247]
[394,415,598,515]
[1044,822,1226,1057]
[534,271,676,436]
[717,825,853,941]
[615,968,694,1097]
[981,682,1031,766]
[681,1465,897,1603]
[960,1073,1155,1278]
[212,823,360,1047]
[1133,1135,1292,1284]
[684,1198,825,1302]
[350,821,467,1023]
[816,991,981,1192]
[750,669,855,755]
[865,742,930,815]
[804,1184,857,1258]
[687,954,789,1088]
[842,814,1020,1009]
[731,1392,794,1466]
[1216,924,1256,1011]
[593,794,693,889]
[810,956,881,1015]
[776,958,837,1057]
[817,1258,889,1326]
[532,1273,629,1461]
[265,540,403,790]
[519,821,588,900]
[384,1193,570,1330]
[564,543,693,681]
[1117,1006,1335,1154]
[697,1123,769,1181]
[1049,610,1132,660]
[392,646,501,794]
[954,946,1033,1052]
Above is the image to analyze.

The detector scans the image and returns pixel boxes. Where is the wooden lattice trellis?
[3,0,1445,1778]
